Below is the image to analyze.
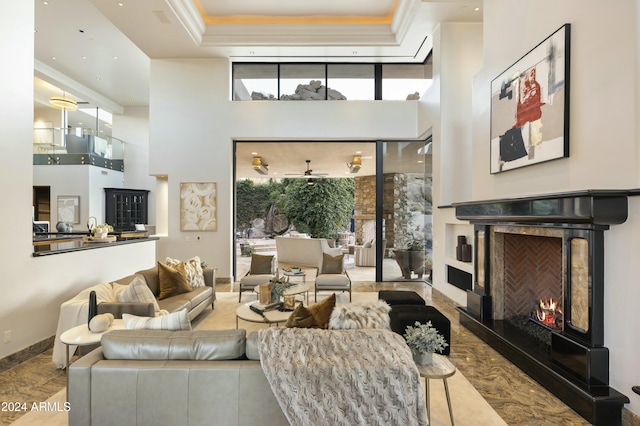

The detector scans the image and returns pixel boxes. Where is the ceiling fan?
[285,160,329,177]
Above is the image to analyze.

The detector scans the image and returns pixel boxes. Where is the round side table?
[415,353,456,425]
[60,319,125,399]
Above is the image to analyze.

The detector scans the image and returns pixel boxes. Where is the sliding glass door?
[378,139,432,282]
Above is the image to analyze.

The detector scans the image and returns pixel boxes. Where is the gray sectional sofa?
[105,265,216,320]
[68,329,287,426]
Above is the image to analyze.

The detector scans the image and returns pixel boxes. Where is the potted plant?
[269,276,294,302]
[403,320,448,365]
[394,239,426,279]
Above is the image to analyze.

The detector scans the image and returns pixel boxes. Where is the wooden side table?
[415,353,456,425]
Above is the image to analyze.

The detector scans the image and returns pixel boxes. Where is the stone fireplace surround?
[453,190,634,426]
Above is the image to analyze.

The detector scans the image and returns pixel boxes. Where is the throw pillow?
[122,309,191,331]
[250,254,274,275]
[321,253,344,274]
[165,256,205,288]
[284,303,319,328]
[158,262,193,300]
[308,293,336,329]
[329,300,391,330]
[116,275,161,312]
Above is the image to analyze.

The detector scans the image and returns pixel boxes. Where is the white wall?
[149,58,421,278]
[465,0,640,415]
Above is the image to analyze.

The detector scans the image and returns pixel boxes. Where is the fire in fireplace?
[532,298,563,330]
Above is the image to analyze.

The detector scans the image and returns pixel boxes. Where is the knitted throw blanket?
[258,328,428,426]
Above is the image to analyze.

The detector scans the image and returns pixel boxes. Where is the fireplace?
[453,190,631,425]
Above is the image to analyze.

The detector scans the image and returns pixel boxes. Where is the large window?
[232,59,431,101]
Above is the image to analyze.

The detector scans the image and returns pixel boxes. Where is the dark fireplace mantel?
[453,189,631,226]
[452,190,635,425]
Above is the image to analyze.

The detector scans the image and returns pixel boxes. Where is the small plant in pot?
[404,320,448,365]
[92,224,113,239]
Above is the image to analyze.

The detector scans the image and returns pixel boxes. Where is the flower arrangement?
[404,321,448,354]
[92,224,113,238]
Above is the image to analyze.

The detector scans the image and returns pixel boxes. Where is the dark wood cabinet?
[104,188,149,231]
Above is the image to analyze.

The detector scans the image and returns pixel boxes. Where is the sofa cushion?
[101,329,246,360]
[123,309,191,331]
[116,275,161,312]
[321,253,344,274]
[284,303,319,329]
[158,262,193,300]
[308,293,336,329]
[165,256,206,288]
[250,254,274,274]
[136,267,161,296]
[157,295,192,314]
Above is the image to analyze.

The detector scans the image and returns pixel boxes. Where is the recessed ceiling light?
[118,2,124,6]
[82,56,87,59]
[475,7,480,11]
[113,56,118,60]
[251,152,258,155]
[96,76,101,80]
[43,1,48,5]
[355,151,362,154]
[52,56,56,60]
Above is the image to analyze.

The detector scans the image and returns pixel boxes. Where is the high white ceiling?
[33,0,477,176]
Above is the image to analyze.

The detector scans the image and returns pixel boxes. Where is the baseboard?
[216,276,231,284]
[0,335,54,374]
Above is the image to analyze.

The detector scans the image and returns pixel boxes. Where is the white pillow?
[122,309,191,331]
[165,256,205,288]
[116,275,161,312]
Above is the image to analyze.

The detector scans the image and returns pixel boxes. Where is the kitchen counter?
[33,232,156,256]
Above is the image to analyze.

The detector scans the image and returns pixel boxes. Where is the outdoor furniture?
[355,239,386,267]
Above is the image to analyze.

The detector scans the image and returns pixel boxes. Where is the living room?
[2,1,640,425]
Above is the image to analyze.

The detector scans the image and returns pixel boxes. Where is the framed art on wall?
[57,195,80,224]
[180,182,217,231]
[490,24,570,174]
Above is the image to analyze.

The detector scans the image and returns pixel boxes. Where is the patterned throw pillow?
[165,256,206,288]
[116,275,161,312]
[122,309,191,331]
[158,262,193,300]
[328,300,391,330]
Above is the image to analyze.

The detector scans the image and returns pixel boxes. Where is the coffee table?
[416,353,456,425]
[236,301,293,328]
[255,282,312,304]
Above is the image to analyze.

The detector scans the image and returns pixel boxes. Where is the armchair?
[315,252,351,302]
[239,253,276,302]
[355,239,386,267]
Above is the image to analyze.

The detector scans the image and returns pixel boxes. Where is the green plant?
[269,276,294,299]
[406,239,424,251]
[403,321,448,354]
[200,260,209,269]
[94,224,113,233]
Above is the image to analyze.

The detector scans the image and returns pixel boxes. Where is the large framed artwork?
[180,182,217,231]
[490,24,570,174]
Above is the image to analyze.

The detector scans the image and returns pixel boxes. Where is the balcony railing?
[33,127,125,171]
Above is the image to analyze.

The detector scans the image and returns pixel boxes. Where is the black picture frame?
[490,24,570,174]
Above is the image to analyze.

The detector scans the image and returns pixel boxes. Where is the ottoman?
[378,290,426,306]
[389,304,451,355]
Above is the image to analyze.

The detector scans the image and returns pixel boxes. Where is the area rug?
[12,291,506,426]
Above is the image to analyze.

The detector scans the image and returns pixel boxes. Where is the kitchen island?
[33,231,156,256]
